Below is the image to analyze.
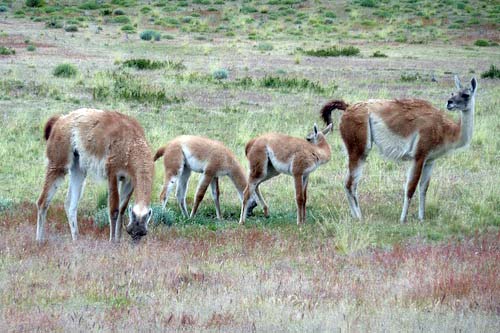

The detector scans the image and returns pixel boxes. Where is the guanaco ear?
[322,123,333,135]
[145,208,153,227]
[313,123,319,137]
[470,77,477,94]
[454,75,462,89]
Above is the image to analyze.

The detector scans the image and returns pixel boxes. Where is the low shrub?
[112,16,130,24]
[0,46,15,55]
[302,45,360,57]
[474,39,490,47]
[78,1,101,10]
[400,71,422,82]
[121,24,135,32]
[113,8,125,15]
[259,75,326,93]
[371,50,387,58]
[140,30,161,41]
[64,25,78,32]
[213,69,228,80]
[122,58,185,70]
[480,65,500,79]
[45,19,63,29]
[25,0,45,7]
[27,44,36,51]
[0,5,8,12]
[53,63,78,78]
[257,42,273,51]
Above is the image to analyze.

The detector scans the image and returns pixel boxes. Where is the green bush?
[257,42,273,51]
[359,0,376,7]
[474,39,490,47]
[481,65,500,79]
[112,15,130,24]
[78,1,101,10]
[0,46,15,55]
[213,69,228,80]
[302,45,360,57]
[122,58,185,70]
[27,44,36,51]
[121,24,135,32]
[140,30,161,41]
[113,8,125,15]
[53,63,78,78]
[371,50,387,58]
[25,0,45,7]
[64,25,78,32]
[0,5,9,12]
[0,197,14,213]
[45,19,63,29]
[259,75,327,93]
[400,71,422,82]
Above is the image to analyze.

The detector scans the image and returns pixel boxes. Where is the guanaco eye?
[461,93,470,99]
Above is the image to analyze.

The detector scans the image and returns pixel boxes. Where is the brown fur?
[239,124,332,225]
[43,115,60,141]
[36,108,154,242]
[320,77,477,222]
[155,135,250,219]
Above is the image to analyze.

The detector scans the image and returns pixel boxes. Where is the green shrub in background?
[53,63,78,78]
[481,65,500,79]
[140,30,161,41]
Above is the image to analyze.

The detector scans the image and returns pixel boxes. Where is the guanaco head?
[126,204,152,242]
[306,123,333,144]
[447,76,477,112]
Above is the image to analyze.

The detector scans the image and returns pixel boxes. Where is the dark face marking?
[447,87,473,111]
[126,208,152,241]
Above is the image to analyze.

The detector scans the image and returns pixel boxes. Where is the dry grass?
[0,205,498,332]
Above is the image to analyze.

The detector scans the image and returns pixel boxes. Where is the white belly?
[370,115,419,161]
[267,147,292,175]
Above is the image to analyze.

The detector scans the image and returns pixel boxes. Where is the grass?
[140,30,161,41]
[481,65,500,79]
[302,46,360,57]
[0,1,499,331]
[0,46,15,55]
[52,63,77,78]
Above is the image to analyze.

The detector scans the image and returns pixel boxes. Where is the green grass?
[481,65,500,79]
[52,63,78,78]
[121,58,185,71]
[0,46,15,55]
[302,45,360,57]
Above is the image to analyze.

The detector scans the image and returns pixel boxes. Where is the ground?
[0,0,499,331]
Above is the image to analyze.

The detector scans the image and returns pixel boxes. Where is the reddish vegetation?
[0,204,498,330]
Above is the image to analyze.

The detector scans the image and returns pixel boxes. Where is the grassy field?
[0,0,499,331]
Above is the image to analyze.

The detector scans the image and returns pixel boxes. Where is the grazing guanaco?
[154,135,257,219]
[239,123,333,225]
[36,109,154,242]
[320,76,477,223]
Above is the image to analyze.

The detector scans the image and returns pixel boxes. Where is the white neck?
[455,98,475,149]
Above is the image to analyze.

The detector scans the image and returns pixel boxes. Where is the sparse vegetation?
[212,68,228,80]
[0,46,15,55]
[400,71,422,82]
[26,44,36,52]
[121,58,185,71]
[371,50,388,58]
[64,25,78,32]
[481,65,500,79]
[140,30,161,41]
[474,39,490,47]
[302,45,360,57]
[0,5,8,12]
[25,0,45,8]
[52,63,78,78]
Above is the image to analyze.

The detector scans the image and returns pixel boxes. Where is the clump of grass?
[257,42,273,51]
[64,25,78,32]
[474,39,490,47]
[318,218,375,255]
[359,0,376,7]
[0,5,8,12]
[259,75,328,93]
[113,8,125,15]
[151,204,173,226]
[140,30,161,41]
[27,44,36,52]
[371,50,387,58]
[111,16,130,24]
[25,0,45,7]
[45,19,63,29]
[400,71,422,82]
[480,65,500,79]
[302,45,360,57]
[53,63,78,78]
[78,1,101,10]
[0,197,14,213]
[122,58,185,71]
[0,46,15,55]
[212,69,228,80]
[121,24,135,33]
[92,71,184,105]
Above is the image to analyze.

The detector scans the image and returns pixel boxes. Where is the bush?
[213,69,228,80]
[0,5,8,12]
[122,58,185,70]
[25,0,45,7]
[53,63,78,78]
[112,15,130,24]
[113,9,125,15]
[302,45,360,57]
[121,24,135,32]
[64,25,78,32]
[257,42,273,51]
[0,197,14,213]
[45,19,63,29]
[400,71,422,82]
[78,1,101,10]
[27,44,36,51]
[474,39,490,47]
[359,0,376,7]
[371,50,387,58]
[481,65,500,79]
[140,30,161,41]
[259,75,327,93]
[0,46,15,55]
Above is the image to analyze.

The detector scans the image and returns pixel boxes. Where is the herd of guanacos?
[35,76,478,242]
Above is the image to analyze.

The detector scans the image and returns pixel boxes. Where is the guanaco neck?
[454,98,475,150]
[131,147,154,207]
[230,163,248,201]
[314,138,331,163]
